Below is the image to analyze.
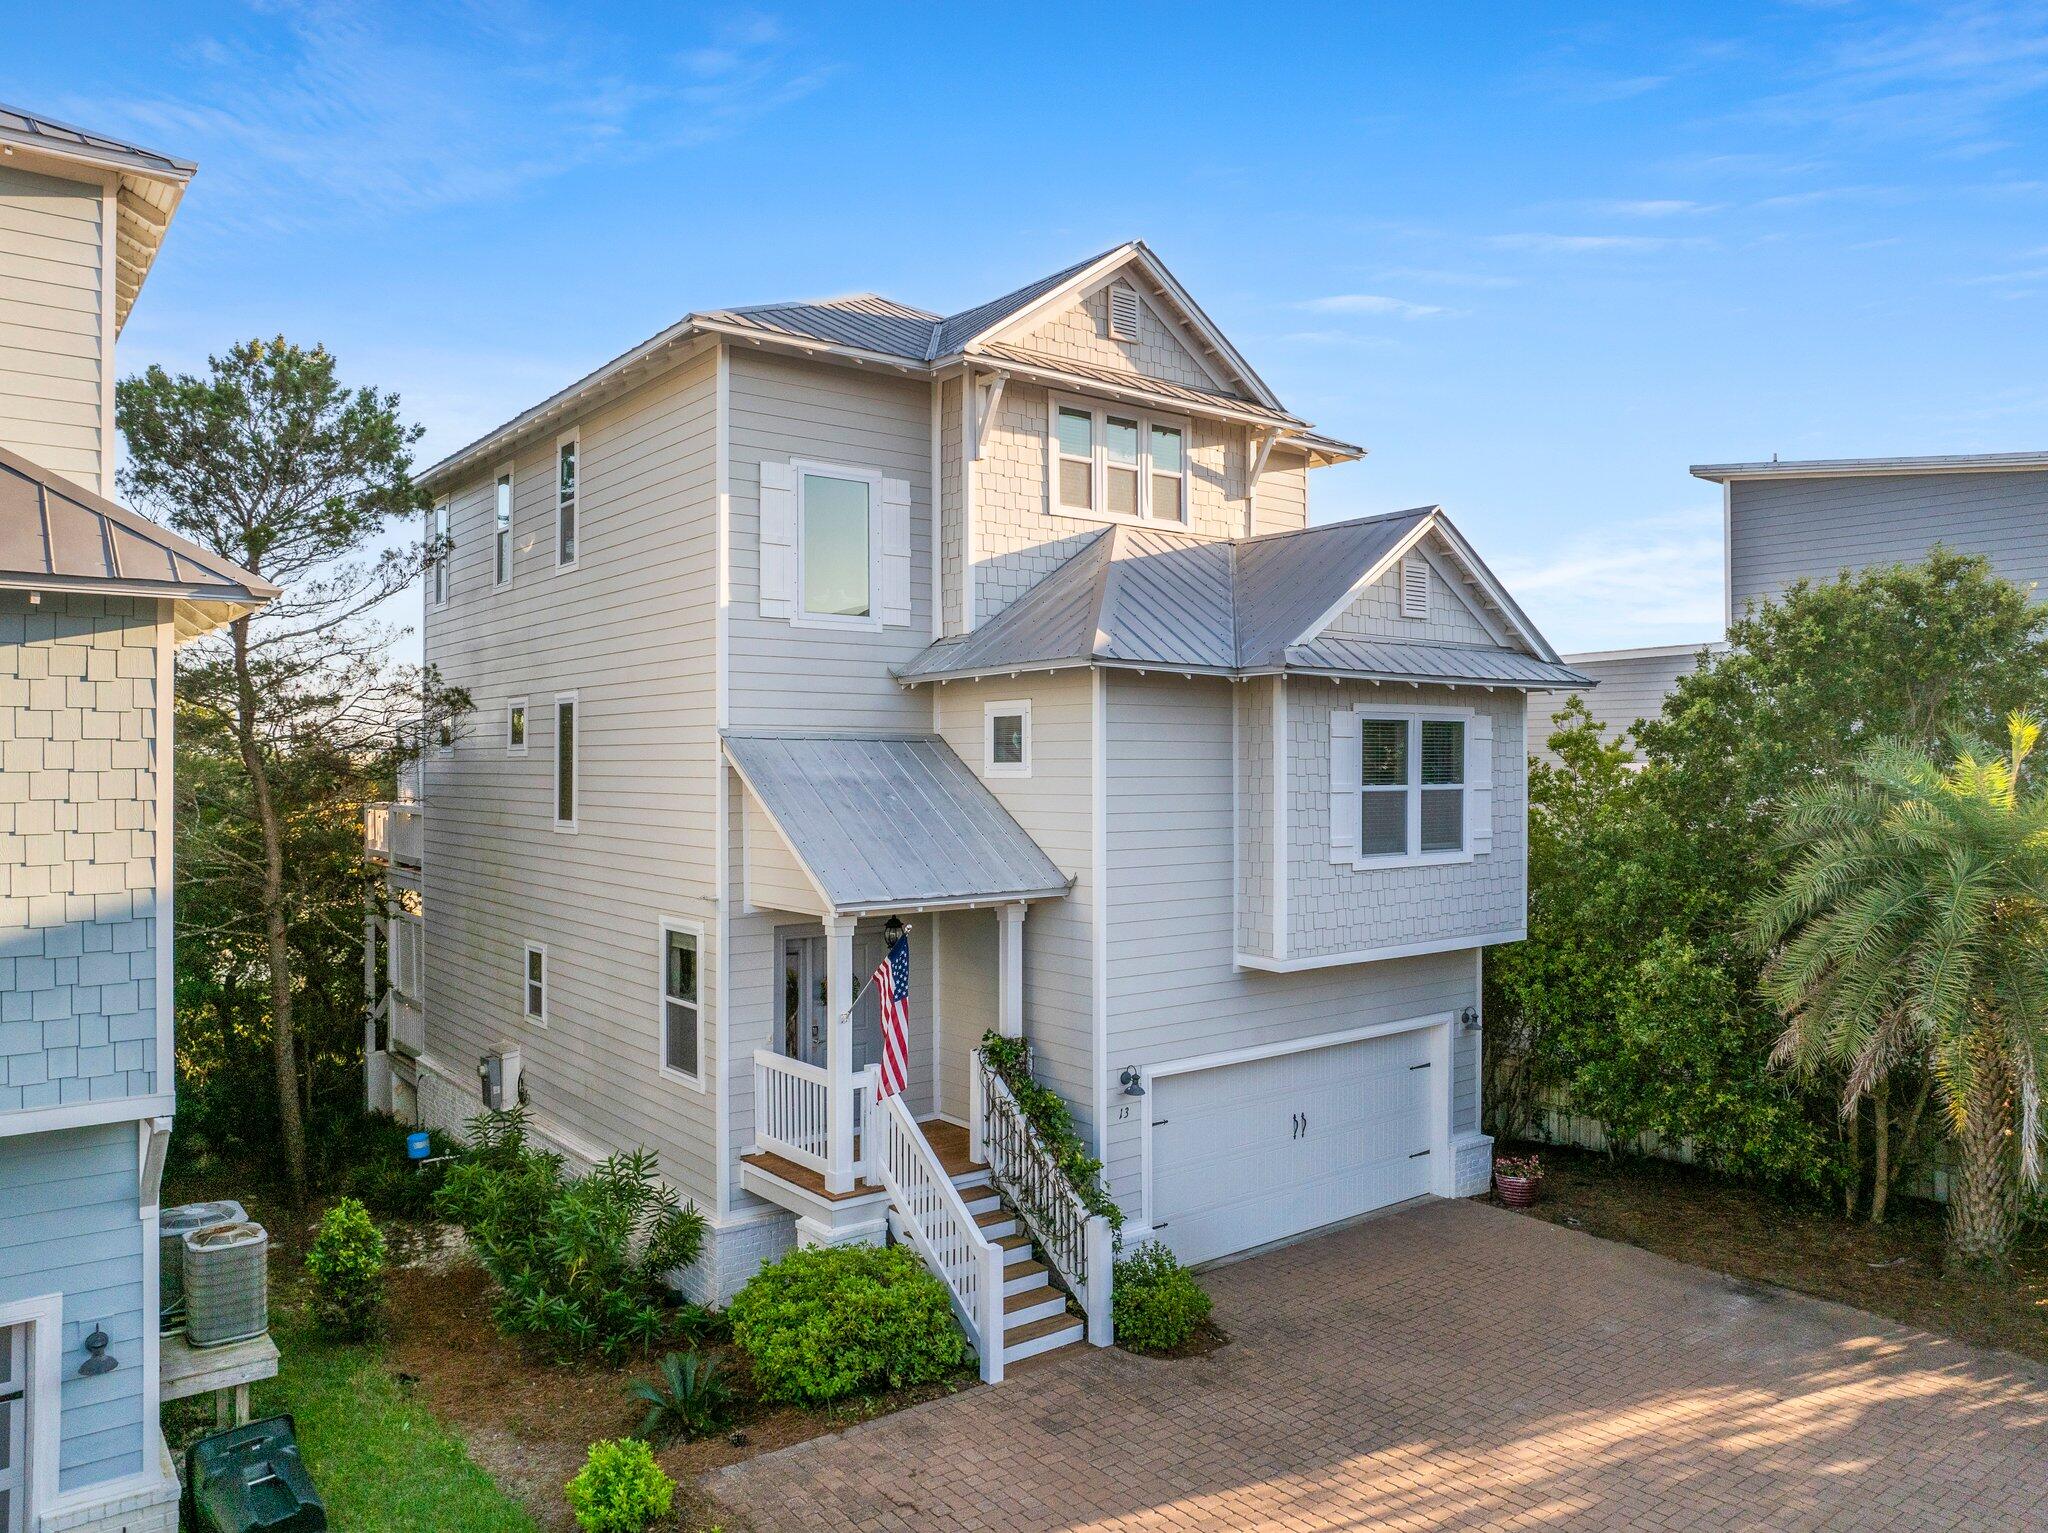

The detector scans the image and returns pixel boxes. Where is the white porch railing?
[869,1073,1006,1384]
[974,1049,1116,1347]
[753,1050,833,1175]
[364,801,423,868]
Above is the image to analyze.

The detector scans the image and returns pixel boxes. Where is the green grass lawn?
[171,1308,537,1533]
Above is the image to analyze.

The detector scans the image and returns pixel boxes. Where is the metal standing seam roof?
[1691,451,2048,482]
[0,445,278,639]
[0,102,195,177]
[894,509,1587,690]
[723,732,1073,913]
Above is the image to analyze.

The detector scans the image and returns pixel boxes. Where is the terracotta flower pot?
[1494,1173,1540,1209]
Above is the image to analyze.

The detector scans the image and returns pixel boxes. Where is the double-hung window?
[494,467,514,587]
[429,501,450,606]
[660,920,702,1083]
[523,943,547,1024]
[1358,712,1466,860]
[797,465,880,626]
[1049,396,1188,525]
[555,432,579,568]
[553,692,578,830]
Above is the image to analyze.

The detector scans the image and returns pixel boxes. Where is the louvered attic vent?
[1401,555,1430,619]
[1108,283,1141,342]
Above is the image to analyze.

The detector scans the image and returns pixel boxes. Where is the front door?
[0,1325,26,1533]
[780,933,885,1074]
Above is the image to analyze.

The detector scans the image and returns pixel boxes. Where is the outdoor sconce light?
[79,1325,118,1377]
[1459,1006,1480,1034]
[1119,1067,1145,1097]
[884,915,907,945]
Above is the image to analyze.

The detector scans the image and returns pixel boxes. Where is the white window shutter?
[1468,712,1494,853]
[1329,708,1362,863]
[759,461,797,618]
[881,477,912,627]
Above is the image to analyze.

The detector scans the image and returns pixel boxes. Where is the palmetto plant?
[1748,713,2048,1265]
[626,1349,733,1442]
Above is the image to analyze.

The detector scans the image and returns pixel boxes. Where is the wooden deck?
[741,1119,985,1201]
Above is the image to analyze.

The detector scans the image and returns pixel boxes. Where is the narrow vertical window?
[524,944,547,1023]
[494,468,513,586]
[429,501,449,605]
[1149,423,1185,524]
[556,435,579,567]
[1419,719,1466,853]
[554,694,578,829]
[1104,414,1140,517]
[507,699,527,756]
[799,471,872,620]
[662,922,700,1080]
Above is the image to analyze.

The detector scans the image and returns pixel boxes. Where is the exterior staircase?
[936,1159,1087,1365]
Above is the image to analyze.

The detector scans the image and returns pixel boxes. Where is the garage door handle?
[1152,1119,1169,1127]
[1409,1149,1430,1158]
[1409,1061,1431,1071]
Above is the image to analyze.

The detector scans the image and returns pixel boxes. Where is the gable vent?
[1400,555,1430,619]
[1107,282,1141,343]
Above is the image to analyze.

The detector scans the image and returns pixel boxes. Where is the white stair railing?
[869,1073,1005,1384]
[753,1051,833,1175]
[977,1049,1116,1347]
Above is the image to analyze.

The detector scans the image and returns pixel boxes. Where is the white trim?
[1090,668,1108,1159]
[554,428,581,571]
[789,458,885,632]
[1234,929,1520,972]
[983,699,1032,777]
[1348,704,1476,869]
[155,606,175,1096]
[1691,450,2048,482]
[1722,478,1734,634]
[1562,640,1726,665]
[505,697,528,756]
[1046,392,1192,528]
[0,1292,62,1530]
[551,690,579,831]
[523,941,548,1026]
[1271,675,1288,960]
[98,173,117,497]
[714,344,733,1219]
[929,383,943,643]
[492,461,516,588]
[0,1094,177,1139]
[1135,1011,1459,1237]
[961,373,977,633]
[657,916,707,1090]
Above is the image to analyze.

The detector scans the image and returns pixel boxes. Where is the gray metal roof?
[708,294,941,360]
[724,732,1072,913]
[0,446,278,639]
[973,343,1306,428]
[928,247,1125,358]
[1691,451,2048,482]
[0,102,195,178]
[897,509,1574,689]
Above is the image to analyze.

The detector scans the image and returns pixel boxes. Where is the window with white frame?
[553,692,578,829]
[494,467,514,586]
[523,943,547,1023]
[1049,396,1188,525]
[555,433,579,567]
[1358,712,1466,859]
[984,700,1031,777]
[798,466,878,623]
[660,920,701,1082]
[429,500,450,605]
[507,698,527,756]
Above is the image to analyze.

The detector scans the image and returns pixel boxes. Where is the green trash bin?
[184,1414,327,1532]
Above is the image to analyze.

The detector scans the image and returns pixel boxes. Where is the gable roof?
[0,102,195,333]
[895,510,1585,690]
[0,446,277,640]
[421,243,1359,491]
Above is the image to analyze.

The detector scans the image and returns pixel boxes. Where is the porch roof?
[723,730,1073,915]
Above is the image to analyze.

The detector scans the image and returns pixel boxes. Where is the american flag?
[873,932,912,1099]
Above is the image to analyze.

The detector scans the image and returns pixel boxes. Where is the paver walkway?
[711,1198,2048,1531]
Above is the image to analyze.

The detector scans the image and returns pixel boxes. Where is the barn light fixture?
[1119,1067,1145,1097]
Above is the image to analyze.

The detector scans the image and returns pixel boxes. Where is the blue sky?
[15,1,2048,652]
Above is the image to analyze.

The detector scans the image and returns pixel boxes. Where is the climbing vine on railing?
[978,1031,1123,1232]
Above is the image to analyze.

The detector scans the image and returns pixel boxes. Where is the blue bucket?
[406,1131,432,1161]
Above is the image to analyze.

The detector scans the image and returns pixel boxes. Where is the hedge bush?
[304,1197,388,1339]
[564,1438,673,1533]
[1112,1241,1210,1353]
[728,1244,968,1405]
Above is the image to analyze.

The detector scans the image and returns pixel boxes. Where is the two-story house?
[0,108,274,1533]
[371,242,1587,1376]
[1559,451,2048,748]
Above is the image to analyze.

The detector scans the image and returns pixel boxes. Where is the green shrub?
[435,1108,707,1360]
[978,1031,1122,1231]
[728,1244,969,1405]
[304,1197,388,1339]
[627,1349,733,1442]
[564,1438,673,1533]
[337,1115,457,1219]
[1112,1241,1210,1354]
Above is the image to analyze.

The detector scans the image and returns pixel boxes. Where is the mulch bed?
[1491,1141,2048,1366]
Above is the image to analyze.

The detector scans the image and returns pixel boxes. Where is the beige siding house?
[373,243,1588,1376]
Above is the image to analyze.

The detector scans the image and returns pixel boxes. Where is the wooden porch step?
[1001,1312,1085,1364]
[1003,1287,1068,1327]
[1002,1259,1051,1297]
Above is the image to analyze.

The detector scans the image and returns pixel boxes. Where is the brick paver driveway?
[711,1199,2048,1532]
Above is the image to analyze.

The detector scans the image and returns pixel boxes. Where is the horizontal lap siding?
[1730,471,2048,615]
[0,1124,146,1493]
[0,165,104,490]
[726,351,933,732]
[1545,650,1705,760]
[422,349,721,1207]
[1104,674,1480,1216]
[935,906,996,1121]
[1251,451,1308,536]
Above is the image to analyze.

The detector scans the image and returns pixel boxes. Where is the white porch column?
[997,901,1026,1039]
[824,914,857,1194]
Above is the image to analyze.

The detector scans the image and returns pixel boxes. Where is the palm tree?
[1748,713,2048,1266]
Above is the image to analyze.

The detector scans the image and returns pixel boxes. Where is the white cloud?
[1296,293,1458,320]
[1493,509,1726,653]
[1485,232,1698,254]
[1374,267,1522,289]
[1583,198,1720,217]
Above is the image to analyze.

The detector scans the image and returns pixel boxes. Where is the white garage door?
[1150,1027,1438,1267]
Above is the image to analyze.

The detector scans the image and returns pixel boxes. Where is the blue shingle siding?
[0,1123,149,1492]
[0,591,160,1112]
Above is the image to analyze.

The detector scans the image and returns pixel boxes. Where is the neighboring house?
[0,110,275,1533]
[1554,452,2048,751]
[366,242,1587,1375]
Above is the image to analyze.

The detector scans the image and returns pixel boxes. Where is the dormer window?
[1049,395,1189,526]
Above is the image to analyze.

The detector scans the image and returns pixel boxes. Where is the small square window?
[985,702,1031,777]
